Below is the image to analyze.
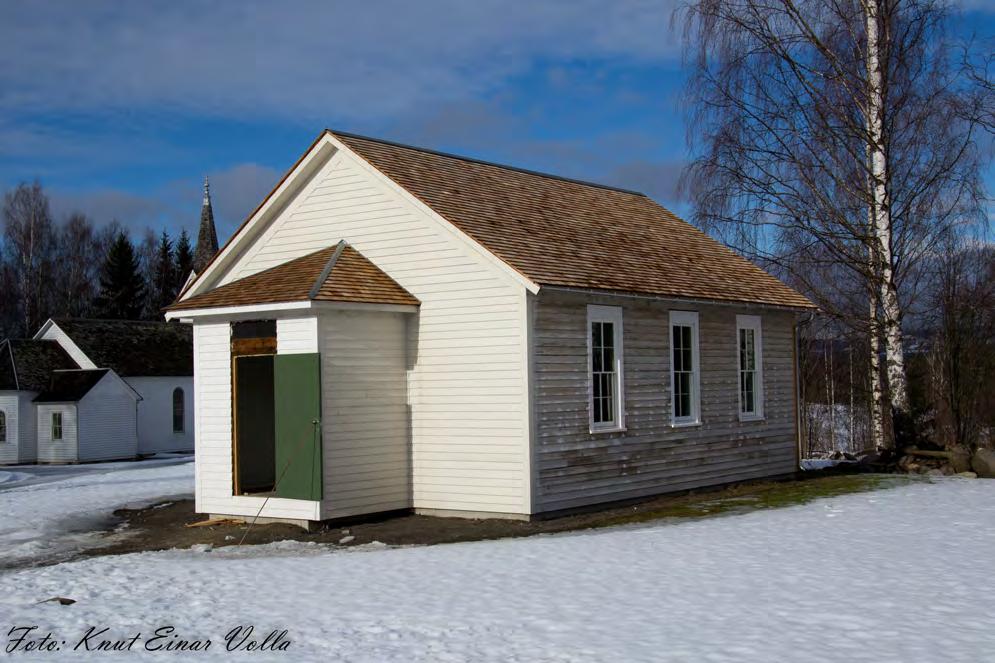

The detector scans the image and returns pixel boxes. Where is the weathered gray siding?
[533,289,799,513]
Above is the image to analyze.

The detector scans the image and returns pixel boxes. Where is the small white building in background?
[33,319,194,456]
[34,368,140,463]
[0,319,194,465]
[0,339,78,463]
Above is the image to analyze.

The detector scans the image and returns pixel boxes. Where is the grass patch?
[596,473,920,528]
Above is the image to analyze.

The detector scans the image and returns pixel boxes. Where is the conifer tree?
[149,230,176,315]
[173,228,194,294]
[94,230,145,319]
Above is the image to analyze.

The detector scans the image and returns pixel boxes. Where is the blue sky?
[1,1,991,243]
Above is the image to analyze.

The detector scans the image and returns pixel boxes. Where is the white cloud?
[0,1,681,124]
[47,162,281,240]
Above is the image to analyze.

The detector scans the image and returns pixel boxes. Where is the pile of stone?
[898,445,995,478]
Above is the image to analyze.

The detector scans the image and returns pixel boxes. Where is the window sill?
[670,420,702,429]
[589,425,627,435]
[738,414,765,423]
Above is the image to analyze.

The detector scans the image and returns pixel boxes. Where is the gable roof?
[333,131,813,309]
[0,339,80,392]
[46,319,193,377]
[34,369,109,403]
[168,241,420,312]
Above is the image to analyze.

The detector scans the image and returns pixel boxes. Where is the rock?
[338,535,355,545]
[925,468,945,478]
[971,448,995,478]
[38,597,75,606]
[858,451,882,466]
[957,471,978,479]
[948,446,973,474]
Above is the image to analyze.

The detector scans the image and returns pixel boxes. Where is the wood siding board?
[533,290,798,512]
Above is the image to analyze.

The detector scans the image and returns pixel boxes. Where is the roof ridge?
[53,317,177,325]
[329,129,648,197]
[308,241,347,299]
[4,339,18,391]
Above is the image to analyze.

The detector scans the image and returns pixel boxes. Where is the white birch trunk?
[868,300,885,449]
[866,0,909,429]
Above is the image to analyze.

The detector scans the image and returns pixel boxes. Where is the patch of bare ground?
[82,470,917,558]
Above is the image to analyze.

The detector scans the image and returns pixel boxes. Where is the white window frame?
[587,305,625,433]
[52,411,63,440]
[669,310,701,426]
[736,314,764,421]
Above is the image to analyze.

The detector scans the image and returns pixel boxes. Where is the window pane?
[591,318,619,427]
[738,323,759,415]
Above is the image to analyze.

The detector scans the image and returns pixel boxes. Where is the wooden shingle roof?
[169,241,419,312]
[34,369,109,403]
[0,339,79,392]
[50,319,192,377]
[333,131,813,309]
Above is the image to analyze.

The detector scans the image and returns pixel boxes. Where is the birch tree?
[680,0,986,447]
[53,212,101,318]
[2,182,56,335]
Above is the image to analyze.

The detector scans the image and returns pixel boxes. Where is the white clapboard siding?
[36,404,78,463]
[193,319,321,521]
[277,317,319,354]
[127,376,195,454]
[18,392,37,462]
[318,309,411,518]
[199,147,530,515]
[0,392,19,464]
[533,290,799,513]
[76,374,139,462]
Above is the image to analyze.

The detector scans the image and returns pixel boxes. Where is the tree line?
[680,0,994,451]
[0,181,195,339]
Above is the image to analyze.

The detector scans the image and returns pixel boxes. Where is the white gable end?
[33,321,96,369]
[185,140,535,515]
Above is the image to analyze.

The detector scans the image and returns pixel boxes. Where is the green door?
[273,353,323,500]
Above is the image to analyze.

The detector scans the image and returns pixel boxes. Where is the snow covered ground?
[3,477,994,661]
[0,457,193,569]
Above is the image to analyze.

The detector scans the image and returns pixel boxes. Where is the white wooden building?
[34,319,194,455]
[0,319,194,465]
[167,130,814,525]
[0,339,78,463]
[34,369,141,463]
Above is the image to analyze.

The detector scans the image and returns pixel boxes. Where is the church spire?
[192,176,219,274]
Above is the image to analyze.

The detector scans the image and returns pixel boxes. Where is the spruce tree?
[149,230,176,314]
[94,231,145,319]
[173,228,194,294]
